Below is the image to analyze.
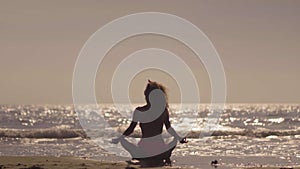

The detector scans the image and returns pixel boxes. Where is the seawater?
[0,104,299,165]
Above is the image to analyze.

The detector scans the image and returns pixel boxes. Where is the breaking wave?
[0,128,87,139]
[186,129,300,138]
[1,127,298,139]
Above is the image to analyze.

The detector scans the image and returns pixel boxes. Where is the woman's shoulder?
[135,105,148,111]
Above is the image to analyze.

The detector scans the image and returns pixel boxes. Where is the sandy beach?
[0,156,187,169]
[0,156,299,169]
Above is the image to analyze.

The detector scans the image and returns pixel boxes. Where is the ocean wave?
[0,128,87,139]
[1,127,299,139]
[186,129,300,138]
[130,129,300,138]
[116,126,300,138]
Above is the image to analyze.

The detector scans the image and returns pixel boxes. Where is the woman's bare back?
[137,105,170,138]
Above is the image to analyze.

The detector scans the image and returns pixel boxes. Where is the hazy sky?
[1,0,300,104]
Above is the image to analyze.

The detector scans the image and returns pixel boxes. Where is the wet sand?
[0,156,299,169]
[172,155,300,169]
[0,156,187,169]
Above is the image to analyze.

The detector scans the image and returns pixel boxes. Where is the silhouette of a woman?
[112,80,187,166]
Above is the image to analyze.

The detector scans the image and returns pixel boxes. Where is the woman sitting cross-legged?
[112,80,187,167]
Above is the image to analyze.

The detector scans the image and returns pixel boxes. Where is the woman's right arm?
[111,109,138,144]
[123,121,137,136]
[111,121,137,144]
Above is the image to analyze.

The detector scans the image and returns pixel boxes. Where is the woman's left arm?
[164,109,181,140]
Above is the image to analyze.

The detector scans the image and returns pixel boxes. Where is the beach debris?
[211,160,220,168]
[180,137,188,144]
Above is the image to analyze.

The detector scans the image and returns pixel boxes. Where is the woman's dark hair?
[144,80,169,108]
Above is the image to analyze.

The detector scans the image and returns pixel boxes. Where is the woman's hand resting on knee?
[111,135,125,144]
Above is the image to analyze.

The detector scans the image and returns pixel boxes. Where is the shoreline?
[0,156,187,169]
[0,156,299,169]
